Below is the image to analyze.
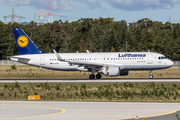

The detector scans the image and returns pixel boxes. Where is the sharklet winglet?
[53,50,64,61]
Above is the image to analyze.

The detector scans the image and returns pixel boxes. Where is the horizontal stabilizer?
[10,56,31,60]
[10,56,31,63]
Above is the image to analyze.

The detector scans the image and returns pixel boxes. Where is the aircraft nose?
[169,60,174,67]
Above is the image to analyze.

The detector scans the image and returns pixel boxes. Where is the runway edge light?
[28,95,40,100]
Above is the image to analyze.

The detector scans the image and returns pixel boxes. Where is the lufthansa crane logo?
[17,36,29,47]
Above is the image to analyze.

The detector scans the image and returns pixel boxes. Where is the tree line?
[0,17,180,60]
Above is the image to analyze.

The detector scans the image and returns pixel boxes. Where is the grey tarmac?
[1,78,180,83]
[0,101,180,120]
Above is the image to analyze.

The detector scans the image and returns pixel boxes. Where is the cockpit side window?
[158,56,167,59]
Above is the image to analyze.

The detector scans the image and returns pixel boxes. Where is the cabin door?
[147,54,153,64]
[40,55,45,65]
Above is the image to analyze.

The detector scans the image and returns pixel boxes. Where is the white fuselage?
[11,52,173,71]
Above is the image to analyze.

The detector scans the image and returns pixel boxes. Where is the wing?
[53,50,126,70]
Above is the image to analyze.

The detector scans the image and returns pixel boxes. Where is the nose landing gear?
[149,70,153,79]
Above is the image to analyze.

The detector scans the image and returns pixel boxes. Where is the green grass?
[1,82,180,102]
[0,65,179,79]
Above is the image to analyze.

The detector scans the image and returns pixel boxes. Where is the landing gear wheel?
[149,75,153,79]
[96,73,102,79]
[149,70,153,79]
[89,74,95,79]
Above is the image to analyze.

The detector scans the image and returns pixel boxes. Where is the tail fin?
[13,28,44,55]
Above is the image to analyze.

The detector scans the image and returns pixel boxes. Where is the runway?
[0,101,179,120]
[0,78,180,83]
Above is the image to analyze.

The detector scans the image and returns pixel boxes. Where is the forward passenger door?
[147,54,153,64]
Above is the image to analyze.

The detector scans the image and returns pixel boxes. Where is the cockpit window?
[158,56,167,59]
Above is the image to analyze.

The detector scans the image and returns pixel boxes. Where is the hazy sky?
[0,0,180,23]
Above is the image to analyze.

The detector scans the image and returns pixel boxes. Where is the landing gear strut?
[149,70,153,79]
[89,74,95,79]
[96,73,102,79]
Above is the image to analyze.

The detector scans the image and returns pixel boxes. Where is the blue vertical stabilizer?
[13,28,44,55]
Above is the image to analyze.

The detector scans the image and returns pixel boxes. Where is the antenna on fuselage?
[126,41,128,52]
[86,50,90,53]
[148,50,150,52]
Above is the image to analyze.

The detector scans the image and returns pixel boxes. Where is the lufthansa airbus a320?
[10,28,174,79]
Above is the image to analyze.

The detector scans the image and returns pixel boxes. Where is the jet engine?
[101,66,129,76]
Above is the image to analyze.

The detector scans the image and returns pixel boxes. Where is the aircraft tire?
[89,74,95,79]
[96,73,102,79]
[149,75,153,79]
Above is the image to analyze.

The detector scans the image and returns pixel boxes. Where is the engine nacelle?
[101,66,129,76]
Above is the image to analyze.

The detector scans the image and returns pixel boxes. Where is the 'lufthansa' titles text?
[118,54,146,57]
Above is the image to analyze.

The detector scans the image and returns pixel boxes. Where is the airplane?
[10,28,174,79]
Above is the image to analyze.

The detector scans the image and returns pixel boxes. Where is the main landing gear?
[96,73,102,79]
[149,70,153,79]
[89,74,95,79]
[89,73,102,79]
